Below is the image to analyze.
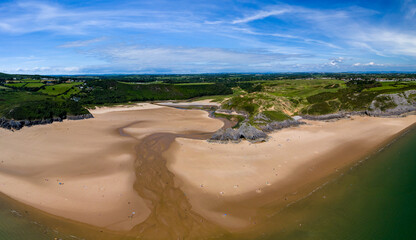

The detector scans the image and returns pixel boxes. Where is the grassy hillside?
[78,80,232,105]
[1,72,416,125]
[0,91,87,120]
[221,79,345,115]
[219,79,416,127]
[38,82,82,96]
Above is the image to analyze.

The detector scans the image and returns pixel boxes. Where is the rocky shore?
[260,119,306,132]
[210,89,416,143]
[209,122,268,143]
[0,114,94,130]
[301,108,416,121]
[302,90,416,120]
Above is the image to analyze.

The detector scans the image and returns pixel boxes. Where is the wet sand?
[0,103,415,239]
[0,104,223,233]
[166,115,416,231]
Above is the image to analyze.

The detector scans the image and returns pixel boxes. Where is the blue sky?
[0,0,415,74]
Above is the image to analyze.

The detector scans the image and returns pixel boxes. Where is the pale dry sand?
[166,115,416,230]
[0,104,222,231]
[157,99,221,107]
[89,102,163,114]
[1,104,415,233]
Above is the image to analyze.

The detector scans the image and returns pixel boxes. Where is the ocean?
[252,125,416,240]
[0,126,415,240]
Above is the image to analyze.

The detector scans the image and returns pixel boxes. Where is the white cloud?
[357,30,416,56]
[329,57,344,66]
[232,27,341,49]
[1,1,415,73]
[0,1,198,35]
[403,0,416,19]
[353,62,385,67]
[11,66,81,74]
[59,37,106,48]
[232,8,291,24]
[234,4,416,58]
[83,45,309,73]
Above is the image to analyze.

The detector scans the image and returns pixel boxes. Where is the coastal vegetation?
[1,71,416,130]
[219,79,416,128]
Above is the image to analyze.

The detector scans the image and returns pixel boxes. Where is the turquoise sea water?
[1,127,415,240]
[254,126,416,240]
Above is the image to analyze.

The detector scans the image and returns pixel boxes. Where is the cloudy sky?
[0,0,415,74]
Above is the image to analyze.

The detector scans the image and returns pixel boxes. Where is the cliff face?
[0,114,94,130]
[366,90,416,117]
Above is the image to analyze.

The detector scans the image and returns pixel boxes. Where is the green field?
[364,81,416,92]
[61,87,82,99]
[25,82,45,88]
[5,83,27,88]
[262,79,346,98]
[21,79,41,83]
[38,82,82,96]
[120,81,164,85]
[174,82,215,86]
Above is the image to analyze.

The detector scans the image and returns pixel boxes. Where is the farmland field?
[364,81,416,92]
[25,82,45,88]
[5,83,27,88]
[38,82,82,96]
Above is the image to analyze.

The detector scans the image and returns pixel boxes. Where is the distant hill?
[0,72,45,80]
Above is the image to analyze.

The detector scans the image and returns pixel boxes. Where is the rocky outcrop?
[209,123,268,143]
[301,91,416,120]
[0,114,94,131]
[67,113,94,120]
[365,106,416,117]
[366,90,416,117]
[260,119,306,132]
[301,112,351,121]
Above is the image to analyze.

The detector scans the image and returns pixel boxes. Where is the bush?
[262,110,291,121]
[79,80,232,105]
[302,100,340,115]
[4,100,89,120]
[307,92,338,104]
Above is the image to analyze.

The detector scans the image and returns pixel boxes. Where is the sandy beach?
[0,103,415,236]
[0,103,223,232]
[166,115,416,230]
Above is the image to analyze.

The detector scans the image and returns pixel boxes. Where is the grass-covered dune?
[218,79,416,128]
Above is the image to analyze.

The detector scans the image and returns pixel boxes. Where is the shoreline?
[241,121,416,239]
[165,115,416,231]
[0,104,224,234]
[0,103,415,239]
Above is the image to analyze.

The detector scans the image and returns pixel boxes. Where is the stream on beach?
[0,124,416,240]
